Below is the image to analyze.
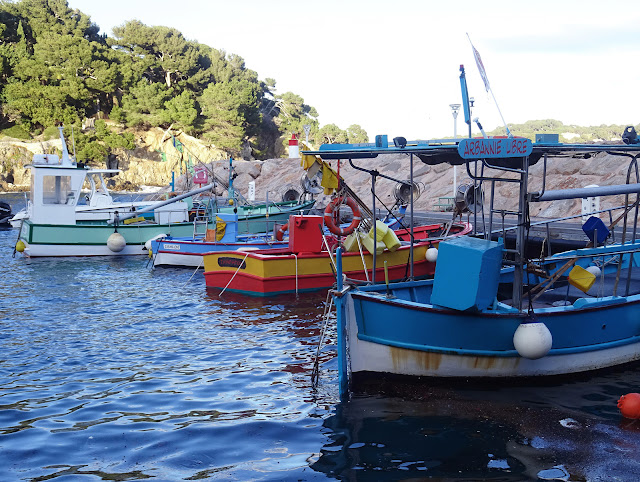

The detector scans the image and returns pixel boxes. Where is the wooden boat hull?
[152,237,287,268]
[203,243,433,296]
[17,200,314,257]
[216,200,315,234]
[347,288,640,378]
[18,219,196,257]
[343,243,640,380]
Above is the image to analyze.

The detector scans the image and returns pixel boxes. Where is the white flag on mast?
[466,34,512,137]
[468,35,490,92]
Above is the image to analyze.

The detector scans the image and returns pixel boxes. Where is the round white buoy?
[144,234,168,252]
[425,247,438,262]
[586,265,601,278]
[107,232,126,252]
[513,322,553,359]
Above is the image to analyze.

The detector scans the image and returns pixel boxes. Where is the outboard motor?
[622,126,639,144]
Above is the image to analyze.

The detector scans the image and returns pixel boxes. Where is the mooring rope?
[311,291,335,389]
[293,253,298,296]
[321,233,337,273]
[181,256,203,289]
[355,231,370,282]
[219,252,250,296]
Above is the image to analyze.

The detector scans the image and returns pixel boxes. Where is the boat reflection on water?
[311,369,640,480]
[204,289,338,381]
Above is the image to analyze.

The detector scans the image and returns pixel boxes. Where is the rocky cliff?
[192,150,635,222]
[1,130,636,221]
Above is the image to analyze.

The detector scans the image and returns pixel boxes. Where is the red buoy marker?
[618,393,640,419]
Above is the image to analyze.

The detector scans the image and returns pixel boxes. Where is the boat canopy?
[303,138,640,167]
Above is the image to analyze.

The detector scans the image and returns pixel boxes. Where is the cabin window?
[42,175,73,204]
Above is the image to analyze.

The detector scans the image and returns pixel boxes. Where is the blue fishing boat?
[150,212,288,268]
[303,66,640,394]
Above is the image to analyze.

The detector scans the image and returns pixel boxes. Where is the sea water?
[2,192,640,481]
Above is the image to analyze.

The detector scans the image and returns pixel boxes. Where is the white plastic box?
[154,201,189,224]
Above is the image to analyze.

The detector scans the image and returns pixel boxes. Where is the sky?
[68,0,640,141]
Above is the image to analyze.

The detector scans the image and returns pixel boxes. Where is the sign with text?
[457,137,532,159]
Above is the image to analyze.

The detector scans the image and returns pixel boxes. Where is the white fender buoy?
[144,234,168,252]
[513,322,552,359]
[586,265,601,277]
[426,247,438,262]
[107,232,126,252]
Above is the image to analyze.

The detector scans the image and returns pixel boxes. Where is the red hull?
[205,258,435,297]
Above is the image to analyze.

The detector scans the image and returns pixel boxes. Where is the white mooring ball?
[425,247,438,262]
[107,232,126,252]
[586,265,601,278]
[145,234,167,252]
[513,322,553,360]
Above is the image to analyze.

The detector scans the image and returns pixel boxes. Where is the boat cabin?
[25,127,122,225]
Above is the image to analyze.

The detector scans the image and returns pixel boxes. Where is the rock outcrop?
[1,130,636,221]
[179,151,634,222]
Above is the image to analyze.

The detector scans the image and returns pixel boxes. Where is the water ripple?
[3,195,640,480]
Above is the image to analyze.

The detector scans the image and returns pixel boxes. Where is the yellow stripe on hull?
[203,244,428,279]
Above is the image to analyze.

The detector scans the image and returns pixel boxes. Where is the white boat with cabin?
[14,127,212,257]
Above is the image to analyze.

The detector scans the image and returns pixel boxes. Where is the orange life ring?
[275,221,289,241]
[324,196,361,236]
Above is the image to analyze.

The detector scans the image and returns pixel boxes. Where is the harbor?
[3,1,640,479]
[3,190,640,480]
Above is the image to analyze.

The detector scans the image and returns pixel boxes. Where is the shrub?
[1,125,32,140]
[42,126,60,140]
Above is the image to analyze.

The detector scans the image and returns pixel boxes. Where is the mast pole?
[513,155,528,311]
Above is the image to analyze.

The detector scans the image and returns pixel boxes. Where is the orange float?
[618,393,640,419]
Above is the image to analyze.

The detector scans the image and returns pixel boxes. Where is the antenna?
[71,126,76,160]
[459,65,472,135]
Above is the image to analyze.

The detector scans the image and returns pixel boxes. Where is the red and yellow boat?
[203,215,471,297]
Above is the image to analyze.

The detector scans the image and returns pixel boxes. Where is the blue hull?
[342,243,640,379]
[352,280,640,358]
[151,235,286,268]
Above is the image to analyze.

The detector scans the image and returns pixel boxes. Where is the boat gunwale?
[350,286,640,318]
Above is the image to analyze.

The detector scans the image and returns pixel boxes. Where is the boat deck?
[516,268,640,309]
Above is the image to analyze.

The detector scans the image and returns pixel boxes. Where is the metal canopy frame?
[305,141,640,312]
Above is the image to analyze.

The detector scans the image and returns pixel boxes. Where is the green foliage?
[487,120,640,144]
[0,0,367,159]
[0,124,31,139]
[120,81,171,127]
[95,119,135,150]
[74,132,109,164]
[317,124,348,144]
[109,105,125,124]
[274,91,318,136]
[199,79,261,154]
[42,125,59,139]
[162,91,198,133]
[69,120,135,165]
[346,124,368,143]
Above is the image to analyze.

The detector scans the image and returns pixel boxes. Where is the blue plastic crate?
[582,216,609,244]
